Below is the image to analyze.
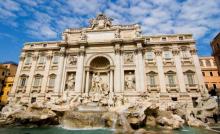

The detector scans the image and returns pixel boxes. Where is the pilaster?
[54,47,66,94]
[26,52,38,94]
[75,46,85,93]
[154,49,166,93]
[41,52,52,93]
[190,47,207,93]
[135,42,145,91]
[172,48,186,92]
[114,43,122,92]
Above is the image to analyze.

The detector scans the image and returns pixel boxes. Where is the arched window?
[48,74,56,87]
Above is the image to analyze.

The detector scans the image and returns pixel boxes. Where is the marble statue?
[91,72,103,93]
[80,30,87,40]
[115,28,120,38]
[66,73,75,90]
[125,72,135,90]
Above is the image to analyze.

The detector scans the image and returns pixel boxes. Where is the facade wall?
[9,14,207,108]
[211,33,220,72]
[0,63,17,105]
[199,56,220,92]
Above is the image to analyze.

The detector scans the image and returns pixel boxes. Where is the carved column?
[190,47,206,92]
[114,43,121,92]
[41,52,52,93]
[26,52,38,94]
[135,42,145,91]
[85,68,90,95]
[10,53,25,96]
[75,48,85,93]
[110,69,113,93]
[155,49,166,93]
[172,48,186,92]
[54,47,66,94]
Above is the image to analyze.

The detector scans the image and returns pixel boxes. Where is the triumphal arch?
[9,14,207,107]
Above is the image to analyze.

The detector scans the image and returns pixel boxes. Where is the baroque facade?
[9,14,207,108]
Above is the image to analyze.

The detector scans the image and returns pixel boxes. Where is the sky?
[0,0,220,63]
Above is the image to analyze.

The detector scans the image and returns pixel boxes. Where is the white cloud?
[0,0,219,55]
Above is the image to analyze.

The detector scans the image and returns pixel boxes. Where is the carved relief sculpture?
[68,55,77,65]
[124,53,134,64]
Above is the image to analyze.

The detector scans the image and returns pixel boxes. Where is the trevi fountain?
[0,14,219,134]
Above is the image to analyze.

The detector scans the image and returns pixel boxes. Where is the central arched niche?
[90,56,110,70]
[88,56,111,93]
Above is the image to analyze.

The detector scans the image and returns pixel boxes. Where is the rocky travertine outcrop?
[0,94,218,131]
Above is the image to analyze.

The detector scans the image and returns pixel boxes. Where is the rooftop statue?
[89,14,113,29]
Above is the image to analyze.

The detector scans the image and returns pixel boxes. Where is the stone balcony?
[31,86,41,93]
[181,57,192,65]
[22,65,31,71]
[163,58,174,65]
[166,84,179,93]
[36,64,45,70]
[46,86,54,93]
[186,84,199,92]
[147,85,160,93]
[16,86,26,93]
[145,59,156,65]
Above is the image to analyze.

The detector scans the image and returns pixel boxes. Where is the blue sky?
[0,0,220,63]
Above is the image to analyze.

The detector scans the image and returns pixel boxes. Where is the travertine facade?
[9,14,207,107]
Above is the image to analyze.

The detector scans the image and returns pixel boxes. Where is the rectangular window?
[53,55,59,64]
[38,56,45,64]
[31,97,36,103]
[210,72,213,76]
[168,75,175,86]
[149,75,156,86]
[20,78,27,87]
[187,74,195,85]
[163,51,172,59]
[146,52,154,60]
[182,50,189,58]
[48,77,55,87]
[171,97,177,101]
[202,72,205,76]
[25,57,31,65]
[33,77,41,87]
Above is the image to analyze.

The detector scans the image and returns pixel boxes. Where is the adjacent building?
[199,57,220,93]
[211,33,220,72]
[0,62,17,105]
[9,14,207,108]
